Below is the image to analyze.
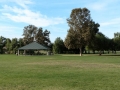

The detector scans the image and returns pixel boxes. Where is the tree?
[53,37,65,54]
[113,32,120,51]
[18,38,24,47]
[64,8,99,56]
[0,36,6,54]
[10,38,18,54]
[23,25,51,46]
[5,38,11,53]
[93,32,109,55]
[114,32,120,38]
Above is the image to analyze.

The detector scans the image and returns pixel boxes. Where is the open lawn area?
[0,54,120,90]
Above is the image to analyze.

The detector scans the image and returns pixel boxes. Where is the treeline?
[0,37,23,54]
[0,31,120,54]
[53,32,120,54]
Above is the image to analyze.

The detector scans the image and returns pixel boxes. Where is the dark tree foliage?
[0,36,6,54]
[35,28,51,46]
[93,32,110,55]
[53,37,65,54]
[113,32,120,51]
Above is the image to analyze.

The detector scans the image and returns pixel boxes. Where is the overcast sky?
[0,0,120,42]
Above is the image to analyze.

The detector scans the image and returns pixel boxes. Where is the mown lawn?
[0,54,120,90]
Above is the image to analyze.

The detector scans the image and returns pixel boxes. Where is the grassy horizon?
[0,54,120,90]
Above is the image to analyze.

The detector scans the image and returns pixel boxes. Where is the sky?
[0,0,120,42]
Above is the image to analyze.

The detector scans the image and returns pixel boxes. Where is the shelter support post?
[24,50,26,55]
[18,50,19,56]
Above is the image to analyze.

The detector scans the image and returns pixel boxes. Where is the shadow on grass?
[82,53,120,56]
[102,54,120,56]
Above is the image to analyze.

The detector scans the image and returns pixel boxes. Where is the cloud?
[13,0,33,9]
[2,7,64,27]
[47,25,67,33]
[0,0,33,8]
[88,2,106,11]
[0,25,23,38]
[87,0,118,11]
[99,17,120,38]
[0,25,21,32]
[100,18,120,27]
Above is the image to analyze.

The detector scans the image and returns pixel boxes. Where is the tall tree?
[23,25,51,46]
[64,8,99,56]
[23,25,38,44]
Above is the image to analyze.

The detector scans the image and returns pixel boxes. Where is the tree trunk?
[99,50,102,56]
[93,50,95,54]
[88,50,90,54]
[80,48,82,56]
[108,50,109,54]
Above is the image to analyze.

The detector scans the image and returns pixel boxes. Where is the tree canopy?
[23,25,51,46]
[53,37,65,54]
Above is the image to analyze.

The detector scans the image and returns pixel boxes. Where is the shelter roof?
[18,42,49,50]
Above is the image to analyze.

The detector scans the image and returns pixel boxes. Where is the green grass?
[0,54,120,90]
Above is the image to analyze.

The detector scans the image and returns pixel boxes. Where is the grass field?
[0,54,120,90]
